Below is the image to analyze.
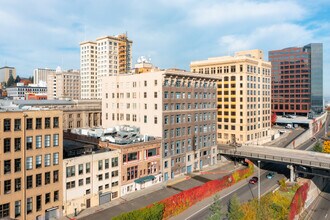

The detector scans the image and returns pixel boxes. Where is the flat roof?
[276,116,311,124]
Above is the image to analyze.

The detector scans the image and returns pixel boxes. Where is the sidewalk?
[60,161,237,220]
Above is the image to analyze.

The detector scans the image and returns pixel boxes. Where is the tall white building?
[80,34,132,99]
[33,68,56,85]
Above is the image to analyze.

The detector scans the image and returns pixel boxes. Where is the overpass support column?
[288,165,295,182]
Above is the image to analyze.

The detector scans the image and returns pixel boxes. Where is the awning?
[134,175,155,184]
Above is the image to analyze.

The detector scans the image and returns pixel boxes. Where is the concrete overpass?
[219,145,330,180]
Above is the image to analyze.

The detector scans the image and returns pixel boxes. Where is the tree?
[313,142,323,152]
[228,194,244,220]
[208,195,224,220]
[6,73,15,87]
[28,76,34,83]
[271,113,277,125]
[323,141,330,153]
[15,75,21,83]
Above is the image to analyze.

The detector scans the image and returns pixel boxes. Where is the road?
[297,114,330,150]
[266,128,305,148]
[307,183,330,220]
[179,163,288,220]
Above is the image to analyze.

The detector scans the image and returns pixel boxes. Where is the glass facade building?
[269,43,323,116]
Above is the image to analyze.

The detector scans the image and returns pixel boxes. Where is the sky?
[0,0,329,96]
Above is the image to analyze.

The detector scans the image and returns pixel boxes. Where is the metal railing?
[219,149,330,170]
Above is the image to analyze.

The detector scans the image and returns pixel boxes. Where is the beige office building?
[102,70,218,180]
[33,68,56,85]
[63,149,120,216]
[47,68,81,100]
[0,110,63,220]
[5,99,102,131]
[80,34,133,99]
[191,50,272,145]
[0,66,16,83]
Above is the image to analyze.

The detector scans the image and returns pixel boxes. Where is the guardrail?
[219,149,330,170]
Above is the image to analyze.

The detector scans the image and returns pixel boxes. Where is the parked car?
[266,172,275,179]
[249,176,258,184]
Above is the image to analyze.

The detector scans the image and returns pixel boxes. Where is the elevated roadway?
[219,145,330,170]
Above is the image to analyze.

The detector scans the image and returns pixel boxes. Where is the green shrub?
[112,203,164,220]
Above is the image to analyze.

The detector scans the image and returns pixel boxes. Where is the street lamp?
[258,160,261,206]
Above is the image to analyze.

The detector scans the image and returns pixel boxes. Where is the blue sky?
[0,0,329,96]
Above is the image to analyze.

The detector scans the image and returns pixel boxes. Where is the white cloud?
[218,23,314,56]
[185,0,306,27]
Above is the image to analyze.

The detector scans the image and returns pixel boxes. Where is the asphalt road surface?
[185,163,288,220]
[307,183,330,220]
[297,114,330,150]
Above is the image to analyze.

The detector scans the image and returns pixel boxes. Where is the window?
[36,195,42,211]
[98,174,103,181]
[112,181,119,187]
[53,117,59,128]
[66,181,75,189]
[53,134,59,146]
[14,119,21,131]
[14,159,21,173]
[86,163,90,173]
[105,172,109,179]
[4,138,10,153]
[26,157,32,170]
[4,119,11,131]
[54,191,59,201]
[45,193,50,204]
[36,136,42,149]
[86,177,91,184]
[36,174,42,187]
[144,115,147,123]
[26,118,33,130]
[4,180,11,194]
[0,203,10,218]
[36,118,42,129]
[111,170,119,177]
[45,135,51,147]
[26,136,33,150]
[36,155,42,168]
[154,117,158,124]
[78,164,83,175]
[112,158,118,167]
[127,166,138,180]
[86,189,91,194]
[53,170,59,183]
[4,160,11,174]
[14,138,21,151]
[27,176,33,189]
[154,92,157,98]
[105,159,109,169]
[27,197,32,214]
[144,92,147,98]
[98,160,103,170]
[53,153,59,165]
[14,178,21,192]
[45,117,51,128]
[45,172,50,185]
[15,201,21,217]
[66,165,75,177]
[147,148,157,157]
[44,154,51,167]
